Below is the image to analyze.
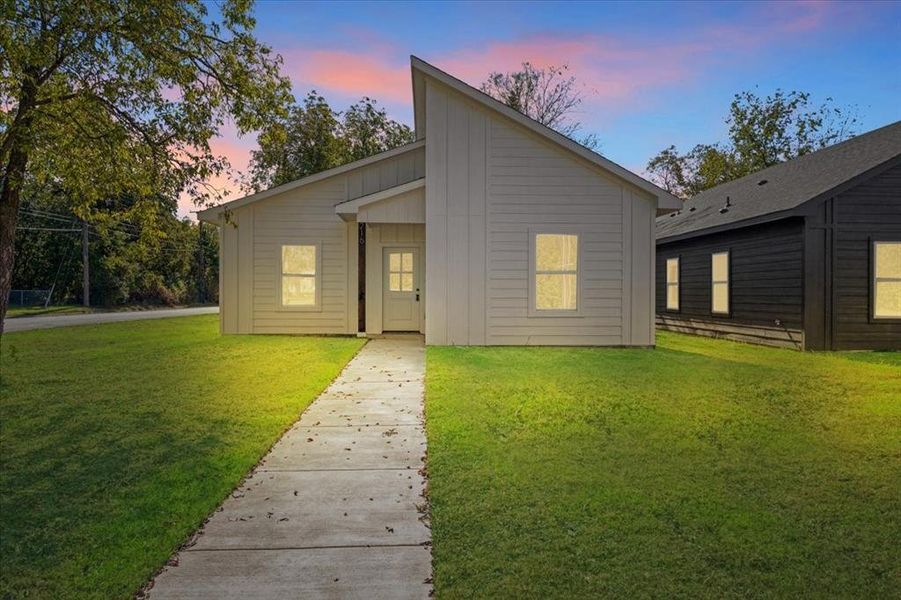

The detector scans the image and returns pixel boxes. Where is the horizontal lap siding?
[486,119,629,346]
[251,178,351,334]
[656,219,805,343]
[831,163,901,350]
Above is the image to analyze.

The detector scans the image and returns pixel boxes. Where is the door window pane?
[388,251,415,292]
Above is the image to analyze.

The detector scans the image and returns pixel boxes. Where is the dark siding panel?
[656,218,806,331]
[831,163,901,350]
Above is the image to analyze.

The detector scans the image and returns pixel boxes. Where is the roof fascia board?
[335,178,425,216]
[197,139,425,223]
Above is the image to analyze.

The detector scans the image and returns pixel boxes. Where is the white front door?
[383,247,421,331]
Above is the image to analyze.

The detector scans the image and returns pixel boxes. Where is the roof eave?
[409,55,681,209]
[196,139,426,223]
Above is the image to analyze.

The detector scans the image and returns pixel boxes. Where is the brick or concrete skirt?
[148,335,430,599]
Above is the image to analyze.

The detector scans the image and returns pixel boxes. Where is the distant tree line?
[13,191,217,307]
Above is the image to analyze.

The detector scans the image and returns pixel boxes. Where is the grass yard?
[0,316,363,599]
[6,305,97,318]
[426,332,901,598]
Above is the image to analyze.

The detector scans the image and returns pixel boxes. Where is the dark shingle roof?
[656,120,901,241]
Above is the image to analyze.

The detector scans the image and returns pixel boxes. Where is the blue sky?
[192,0,900,215]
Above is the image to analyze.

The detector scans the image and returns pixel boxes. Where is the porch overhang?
[335,178,425,224]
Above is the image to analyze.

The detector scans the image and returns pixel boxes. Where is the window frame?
[871,239,901,322]
[277,242,322,312]
[665,256,681,312]
[710,250,731,317]
[528,228,584,317]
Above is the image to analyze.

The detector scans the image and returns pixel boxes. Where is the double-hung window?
[280,244,320,308]
[533,233,579,312]
[873,241,901,319]
[665,257,680,311]
[711,251,730,315]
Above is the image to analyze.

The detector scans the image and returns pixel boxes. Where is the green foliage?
[0,0,293,326]
[13,194,218,306]
[426,333,900,598]
[647,90,859,198]
[0,316,364,598]
[248,92,415,191]
[1,0,292,206]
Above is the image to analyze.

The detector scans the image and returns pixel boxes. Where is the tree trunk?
[0,147,27,335]
[0,80,37,335]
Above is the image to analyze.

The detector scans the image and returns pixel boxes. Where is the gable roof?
[199,57,682,223]
[410,56,682,212]
[657,120,901,242]
[196,140,424,223]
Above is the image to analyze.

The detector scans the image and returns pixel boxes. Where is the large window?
[666,257,680,311]
[873,241,901,319]
[711,251,730,315]
[280,244,319,308]
[534,233,579,311]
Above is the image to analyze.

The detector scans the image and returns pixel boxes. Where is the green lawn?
[426,332,901,598]
[0,316,363,599]
[6,305,97,318]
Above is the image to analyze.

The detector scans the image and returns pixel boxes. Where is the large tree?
[481,62,599,150]
[647,89,859,198]
[0,0,292,332]
[247,93,414,191]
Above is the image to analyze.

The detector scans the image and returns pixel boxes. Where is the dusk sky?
[185,0,901,218]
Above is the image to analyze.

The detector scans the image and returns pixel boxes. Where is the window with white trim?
[666,257,680,310]
[280,244,318,307]
[873,241,901,319]
[534,233,579,311]
[711,251,730,315]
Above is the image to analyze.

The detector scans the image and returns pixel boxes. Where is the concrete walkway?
[4,306,219,332]
[148,335,431,599]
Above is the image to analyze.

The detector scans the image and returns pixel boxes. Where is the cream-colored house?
[199,57,681,345]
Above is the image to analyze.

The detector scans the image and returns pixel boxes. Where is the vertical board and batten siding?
[425,78,657,346]
[217,145,424,334]
[806,162,901,350]
[424,79,488,345]
[655,218,806,348]
[345,147,424,201]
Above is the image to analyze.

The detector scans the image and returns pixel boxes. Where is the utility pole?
[82,220,90,307]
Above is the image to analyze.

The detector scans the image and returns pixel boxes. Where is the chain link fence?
[8,289,52,307]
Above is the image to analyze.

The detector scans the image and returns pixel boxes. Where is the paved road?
[149,335,431,599]
[4,306,219,333]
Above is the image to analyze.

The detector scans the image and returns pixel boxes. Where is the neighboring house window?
[534,233,579,311]
[711,251,730,315]
[873,241,901,319]
[666,257,680,311]
[388,251,414,292]
[280,244,319,307]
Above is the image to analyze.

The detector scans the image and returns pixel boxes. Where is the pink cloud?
[178,0,851,218]
[282,49,411,104]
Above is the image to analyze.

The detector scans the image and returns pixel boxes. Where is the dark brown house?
[655,121,901,350]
